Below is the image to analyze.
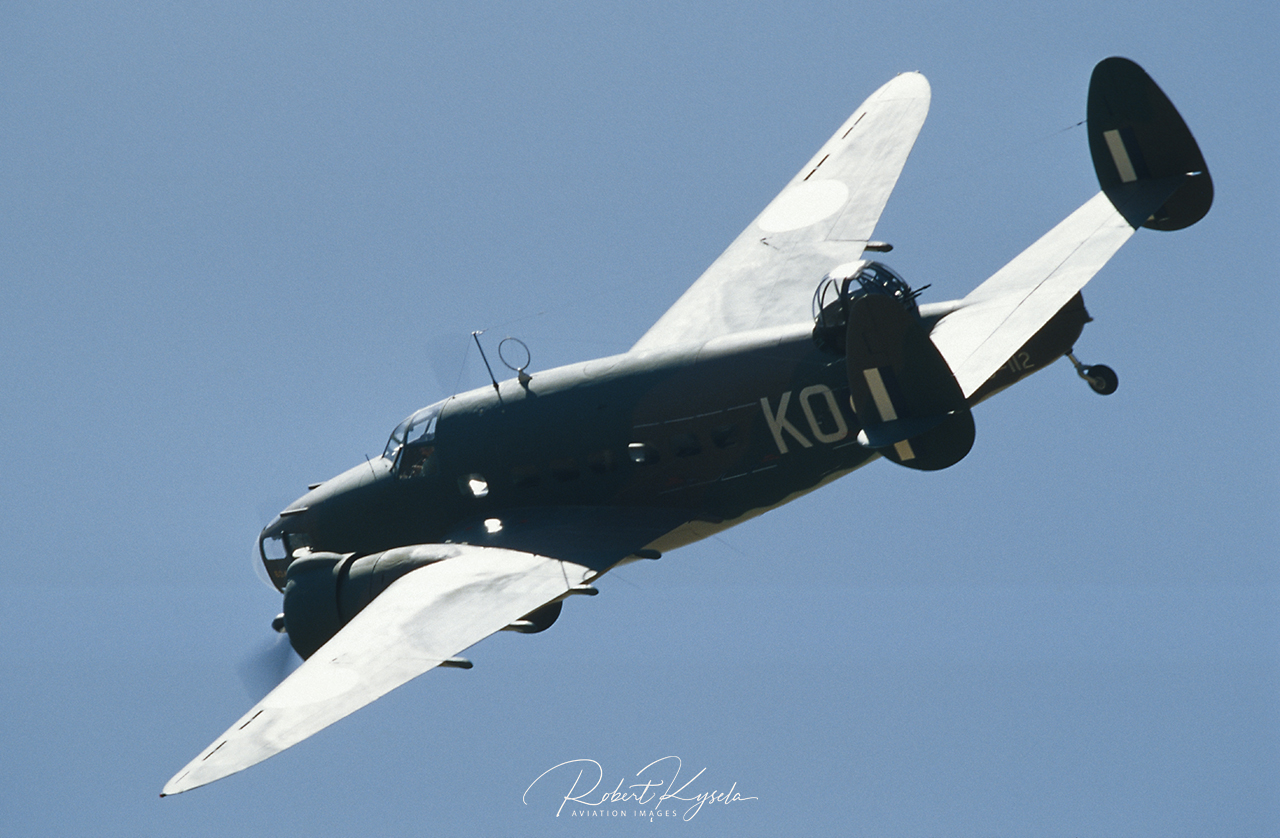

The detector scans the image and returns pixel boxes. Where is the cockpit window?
[406,406,439,444]
[383,402,443,461]
[383,419,410,460]
[399,443,437,478]
[384,401,444,479]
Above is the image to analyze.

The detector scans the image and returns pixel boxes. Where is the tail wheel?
[1066,351,1119,396]
[1083,364,1119,395]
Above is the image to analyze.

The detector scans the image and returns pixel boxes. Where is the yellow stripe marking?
[862,368,898,422]
[1104,129,1138,183]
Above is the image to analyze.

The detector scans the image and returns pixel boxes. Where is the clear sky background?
[2,2,1275,836]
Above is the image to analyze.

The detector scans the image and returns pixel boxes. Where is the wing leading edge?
[632,71,930,352]
[162,547,595,796]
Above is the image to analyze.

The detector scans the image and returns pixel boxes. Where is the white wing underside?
[632,71,931,351]
[163,547,594,796]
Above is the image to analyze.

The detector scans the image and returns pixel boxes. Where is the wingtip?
[864,70,930,108]
[161,756,231,797]
[896,70,936,87]
[160,773,190,798]
[161,768,220,797]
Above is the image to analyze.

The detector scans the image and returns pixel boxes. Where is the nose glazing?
[257,518,293,592]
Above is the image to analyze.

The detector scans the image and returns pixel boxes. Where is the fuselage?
[259,321,878,588]
[258,290,1090,590]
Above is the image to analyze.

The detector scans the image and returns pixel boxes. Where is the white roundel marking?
[263,663,360,707]
[756,179,848,233]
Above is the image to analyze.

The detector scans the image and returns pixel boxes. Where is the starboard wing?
[162,546,595,796]
[631,71,930,351]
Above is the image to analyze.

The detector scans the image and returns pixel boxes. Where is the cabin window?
[711,423,741,449]
[384,402,443,461]
[628,442,659,465]
[671,432,701,457]
[460,474,490,498]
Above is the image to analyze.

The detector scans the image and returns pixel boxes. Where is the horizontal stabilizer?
[1088,57,1212,230]
[846,294,974,471]
[929,191,1148,398]
[931,56,1212,400]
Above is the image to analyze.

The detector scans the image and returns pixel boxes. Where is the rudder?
[1088,57,1213,231]
[845,294,974,471]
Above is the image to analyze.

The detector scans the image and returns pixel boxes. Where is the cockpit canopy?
[383,402,441,458]
[383,401,443,478]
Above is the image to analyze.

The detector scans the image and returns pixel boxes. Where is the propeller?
[235,623,300,702]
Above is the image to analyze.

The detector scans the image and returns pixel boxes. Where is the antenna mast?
[471,331,503,402]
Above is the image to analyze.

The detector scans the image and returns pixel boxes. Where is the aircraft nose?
[254,457,396,592]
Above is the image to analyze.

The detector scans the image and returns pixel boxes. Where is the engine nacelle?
[282,544,463,659]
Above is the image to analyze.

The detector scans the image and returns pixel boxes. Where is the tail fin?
[1088,56,1213,230]
[846,293,975,471]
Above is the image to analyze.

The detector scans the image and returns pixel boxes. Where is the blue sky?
[2,2,1275,835]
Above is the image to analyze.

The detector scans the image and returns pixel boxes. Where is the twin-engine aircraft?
[163,57,1211,795]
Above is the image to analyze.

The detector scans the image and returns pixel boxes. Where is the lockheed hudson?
[164,57,1211,795]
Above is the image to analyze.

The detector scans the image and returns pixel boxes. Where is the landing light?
[484,518,503,533]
